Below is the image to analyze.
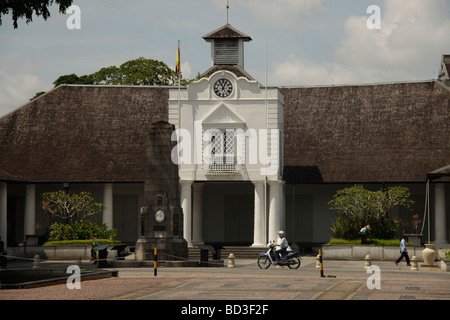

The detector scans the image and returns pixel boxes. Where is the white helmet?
[278,230,285,237]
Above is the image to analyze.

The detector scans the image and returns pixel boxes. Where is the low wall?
[9,246,119,260]
[322,245,448,261]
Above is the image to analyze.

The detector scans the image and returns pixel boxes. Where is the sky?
[1,0,450,117]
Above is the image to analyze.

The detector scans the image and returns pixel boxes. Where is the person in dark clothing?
[395,235,411,266]
[0,236,7,268]
[359,225,370,244]
[90,235,98,263]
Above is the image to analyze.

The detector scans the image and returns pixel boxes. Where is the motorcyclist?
[273,230,288,262]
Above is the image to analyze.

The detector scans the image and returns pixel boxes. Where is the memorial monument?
[135,121,188,261]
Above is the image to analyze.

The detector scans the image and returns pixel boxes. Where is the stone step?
[188,246,267,260]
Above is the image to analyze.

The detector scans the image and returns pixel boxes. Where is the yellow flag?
[176,42,180,76]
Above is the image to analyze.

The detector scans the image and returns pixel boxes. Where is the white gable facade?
[169,67,285,246]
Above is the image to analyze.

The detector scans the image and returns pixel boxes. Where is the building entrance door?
[224,194,253,245]
[113,195,138,243]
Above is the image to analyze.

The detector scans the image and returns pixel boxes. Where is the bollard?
[75,256,82,269]
[411,256,418,271]
[33,254,40,270]
[364,255,371,269]
[227,253,235,268]
[154,248,157,276]
[319,249,324,277]
[316,254,321,269]
[318,248,336,278]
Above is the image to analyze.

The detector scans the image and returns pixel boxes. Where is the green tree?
[91,57,179,85]
[328,185,414,240]
[42,190,105,225]
[29,91,46,101]
[53,73,93,87]
[54,57,180,87]
[0,0,73,29]
[31,57,191,101]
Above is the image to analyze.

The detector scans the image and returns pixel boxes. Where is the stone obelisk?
[135,121,188,261]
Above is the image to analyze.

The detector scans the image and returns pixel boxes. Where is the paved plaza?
[1,255,450,302]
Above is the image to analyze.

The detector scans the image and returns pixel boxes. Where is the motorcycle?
[257,243,301,269]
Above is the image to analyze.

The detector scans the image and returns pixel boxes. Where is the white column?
[192,182,204,245]
[268,181,285,243]
[0,183,7,246]
[103,183,113,229]
[434,183,448,246]
[24,184,36,236]
[252,180,266,247]
[180,181,193,246]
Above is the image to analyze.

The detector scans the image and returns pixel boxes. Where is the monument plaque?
[135,121,188,261]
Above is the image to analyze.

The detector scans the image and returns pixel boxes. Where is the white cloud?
[170,61,192,80]
[233,0,325,28]
[181,61,192,79]
[0,56,47,116]
[271,0,450,85]
[338,0,450,82]
[270,54,332,86]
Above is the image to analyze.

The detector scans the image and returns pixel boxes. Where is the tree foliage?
[52,57,180,87]
[328,185,414,240]
[31,57,189,100]
[47,220,116,241]
[42,190,105,225]
[0,0,73,29]
[53,73,93,87]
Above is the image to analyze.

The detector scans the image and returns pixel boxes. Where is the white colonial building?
[0,23,449,252]
[169,24,285,246]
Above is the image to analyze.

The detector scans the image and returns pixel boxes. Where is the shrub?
[328,185,413,240]
[43,239,120,246]
[326,238,413,246]
[47,220,116,241]
[445,250,450,260]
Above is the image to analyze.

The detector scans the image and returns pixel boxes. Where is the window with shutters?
[214,40,239,65]
[204,128,242,175]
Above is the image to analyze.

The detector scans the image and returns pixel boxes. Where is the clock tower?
[168,22,285,247]
[202,23,252,79]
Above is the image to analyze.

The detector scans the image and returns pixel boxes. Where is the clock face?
[155,209,165,223]
[214,78,233,98]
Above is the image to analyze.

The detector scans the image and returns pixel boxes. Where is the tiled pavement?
[1,255,450,302]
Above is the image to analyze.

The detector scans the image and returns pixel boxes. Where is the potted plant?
[441,250,450,272]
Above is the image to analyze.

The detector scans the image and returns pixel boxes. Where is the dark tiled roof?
[203,24,252,41]
[1,81,449,184]
[282,81,450,183]
[0,85,169,182]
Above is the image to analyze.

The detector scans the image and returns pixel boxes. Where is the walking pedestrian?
[90,235,98,264]
[395,235,410,266]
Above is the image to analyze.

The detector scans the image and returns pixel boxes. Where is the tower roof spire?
[203,24,252,42]
[226,0,230,24]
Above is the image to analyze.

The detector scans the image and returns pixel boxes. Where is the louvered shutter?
[214,40,239,65]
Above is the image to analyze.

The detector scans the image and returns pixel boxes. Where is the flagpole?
[264,38,268,245]
[177,40,181,131]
